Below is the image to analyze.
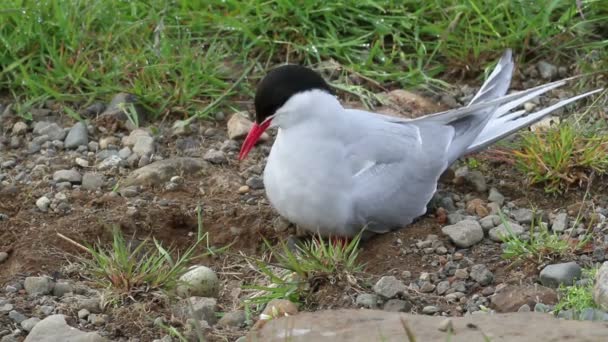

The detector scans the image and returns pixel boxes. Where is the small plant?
[513,121,608,193]
[243,232,365,308]
[499,212,587,264]
[59,205,225,302]
[554,267,599,316]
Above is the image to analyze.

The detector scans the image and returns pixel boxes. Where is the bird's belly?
[263,160,352,236]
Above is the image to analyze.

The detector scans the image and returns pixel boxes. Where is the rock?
[118,147,132,159]
[217,310,246,328]
[551,213,568,233]
[97,155,123,170]
[203,149,227,164]
[0,303,14,312]
[100,92,144,130]
[248,310,608,342]
[373,276,407,298]
[52,169,82,184]
[594,261,608,310]
[21,317,41,332]
[470,264,494,286]
[12,121,28,135]
[0,251,7,264]
[78,309,90,319]
[173,297,217,324]
[537,61,558,80]
[422,305,439,315]
[52,282,73,297]
[464,170,487,192]
[176,265,220,298]
[490,284,557,313]
[227,113,270,141]
[261,299,298,319]
[518,304,531,312]
[246,176,264,190]
[441,220,484,248]
[88,314,108,326]
[75,157,89,167]
[77,297,102,314]
[9,310,26,323]
[123,157,208,187]
[383,299,412,312]
[489,222,525,242]
[488,188,505,206]
[81,173,104,190]
[355,293,379,309]
[511,208,534,224]
[579,308,608,321]
[437,318,453,332]
[380,89,444,118]
[466,198,488,217]
[479,215,500,231]
[24,277,54,296]
[24,314,106,342]
[64,122,88,149]
[540,262,581,288]
[33,122,66,141]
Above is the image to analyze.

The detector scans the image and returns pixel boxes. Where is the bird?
[238,50,602,240]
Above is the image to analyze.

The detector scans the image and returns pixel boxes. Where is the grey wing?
[345,122,454,234]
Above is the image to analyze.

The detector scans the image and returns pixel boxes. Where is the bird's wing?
[344,118,454,234]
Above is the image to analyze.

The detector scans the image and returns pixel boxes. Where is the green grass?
[243,232,364,309]
[1,0,607,119]
[499,212,589,264]
[513,120,608,194]
[554,267,599,316]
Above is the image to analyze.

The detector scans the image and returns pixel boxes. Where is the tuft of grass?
[499,212,588,264]
[243,232,364,308]
[61,205,225,302]
[1,0,606,118]
[513,121,608,194]
[554,267,599,316]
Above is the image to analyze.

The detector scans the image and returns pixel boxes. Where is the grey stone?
[217,310,246,328]
[537,61,558,80]
[77,297,102,314]
[488,188,505,206]
[8,310,26,323]
[21,317,41,332]
[489,222,525,242]
[64,122,88,149]
[33,122,66,141]
[355,293,379,309]
[81,173,104,191]
[593,261,608,310]
[479,215,500,231]
[123,157,208,187]
[132,135,155,157]
[540,262,581,288]
[470,264,494,286]
[447,213,463,225]
[517,304,531,312]
[52,169,82,184]
[464,170,487,192]
[24,277,54,296]
[24,314,106,342]
[436,281,450,295]
[174,297,217,324]
[118,147,132,159]
[203,149,227,164]
[0,252,8,263]
[441,220,484,248]
[176,265,220,298]
[246,176,264,190]
[97,155,123,170]
[511,208,534,224]
[422,306,439,315]
[373,276,407,298]
[551,213,568,233]
[383,299,412,312]
[0,303,14,313]
[579,308,608,321]
[52,282,73,297]
[78,309,90,319]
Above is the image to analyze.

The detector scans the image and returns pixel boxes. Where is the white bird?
[239,50,602,240]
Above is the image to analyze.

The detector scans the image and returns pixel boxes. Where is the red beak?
[238,119,272,160]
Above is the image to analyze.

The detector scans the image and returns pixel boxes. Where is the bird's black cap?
[254,64,333,124]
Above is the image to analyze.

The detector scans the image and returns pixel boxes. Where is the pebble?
[8,310,26,323]
[64,122,88,149]
[465,170,487,192]
[203,149,227,164]
[551,213,568,233]
[52,282,73,297]
[21,317,41,332]
[74,157,89,167]
[176,265,220,298]
[422,305,439,315]
[118,147,132,159]
[382,299,411,312]
[540,262,581,288]
[23,314,105,341]
[24,277,54,296]
[12,121,28,135]
[489,222,525,242]
[441,220,484,248]
[537,61,558,80]
[479,215,500,231]
[373,276,407,298]
[33,122,66,141]
[81,173,104,190]
[238,185,250,194]
[470,264,494,286]
[217,310,246,328]
[78,309,90,319]
[52,169,82,184]
[355,293,379,309]
[227,113,269,141]
[0,252,8,263]
[510,208,534,224]
[132,135,155,157]
[594,261,608,310]
[97,155,123,170]
[488,188,505,206]
[245,176,264,190]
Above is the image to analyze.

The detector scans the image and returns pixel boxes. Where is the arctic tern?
[239,50,602,239]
